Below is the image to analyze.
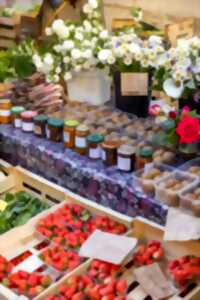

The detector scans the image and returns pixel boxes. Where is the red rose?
[169,111,177,119]
[176,115,200,144]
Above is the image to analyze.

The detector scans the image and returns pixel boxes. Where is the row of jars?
[0,101,154,172]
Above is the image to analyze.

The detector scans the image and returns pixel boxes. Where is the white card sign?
[79,229,138,265]
[121,73,148,96]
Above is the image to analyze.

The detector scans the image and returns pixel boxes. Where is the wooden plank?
[0,16,15,27]
[112,18,135,30]
[0,28,16,38]
[0,38,14,48]
[166,19,194,46]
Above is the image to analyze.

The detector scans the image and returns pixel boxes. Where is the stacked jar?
[117,145,136,172]
[47,118,64,142]
[87,134,104,160]
[64,120,80,148]
[101,141,119,166]
[21,111,38,132]
[33,115,48,138]
[11,106,25,128]
[75,124,90,155]
[0,99,12,124]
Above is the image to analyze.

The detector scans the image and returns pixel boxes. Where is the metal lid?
[64,119,80,127]
[87,133,104,143]
[33,114,48,123]
[76,124,89,132]
[118,144,135,155]
[21,111,38,119]
[48,118,64,128]
[139,147,153,157]
[11,106,25,114]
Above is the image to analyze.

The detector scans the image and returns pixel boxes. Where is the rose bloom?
[176,115,200,144]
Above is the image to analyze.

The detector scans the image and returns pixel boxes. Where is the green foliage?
[0,191,49,234]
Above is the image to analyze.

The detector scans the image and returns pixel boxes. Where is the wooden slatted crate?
[0,15,20,49]
[166,18,195,46]
[36,218,200,300]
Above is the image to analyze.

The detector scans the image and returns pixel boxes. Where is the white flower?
[83,61,91,69]
[53,45,62,53]
[98,49,112,62]
[64,72,72,81]
[83,3,93,14]
[107,55,116,65]
[71,49,81,60]
[63,56,70,64]
[129,43,140,54]
[124,56,132,66]
[83,49,92,59]
[52,19,69,39]
[114,47,125,58]
[74,65,82,72]
[53,75,59,82]
[45,27,52,36]
[69,24,75,31]
[75,32,84,41]
[100,30,109,40]
[44,53,54,66]
[163,78,184,99]
[55,67,61,74]
[83,20,92,32]
[88,0,98,9]
[52,19,65,31]
[63,40,74,50]
[92,28,98,35]
[148,35,163,47]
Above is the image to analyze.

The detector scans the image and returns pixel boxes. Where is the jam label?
[0,110,11,116]
[22,122,34,132]
[46,127,50,139]
[63,132,70,143]
[34,125,42,136]
[89,146,101,159]
[144,163,154,173]
[75,137,87,148]
[14,118,22,128]
[117,157,131,171]
[102,149,106,161]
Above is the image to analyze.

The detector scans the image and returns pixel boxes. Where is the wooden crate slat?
[0,28,16,38]
[0,38,14,48]
[0,16,16,27]
[166,19,194,46]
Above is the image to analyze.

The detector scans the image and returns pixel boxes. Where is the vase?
[67,69,111,106]
[178,143,198,161]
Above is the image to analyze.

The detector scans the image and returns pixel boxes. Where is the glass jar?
[101,141,119,166]
[21,111,38,132]
[87,134,104,160]
[11,106,25,128]
[64,120,80,148]
[47,118,64,142]
[33,115,48,138]
[136,147,153,170]
[117,145,136,172]
[75,125,90,155]
[0,99,12,124]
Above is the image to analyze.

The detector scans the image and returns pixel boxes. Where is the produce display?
[0,255,13,281]
[37,203,127,249]
[0,191,49,234]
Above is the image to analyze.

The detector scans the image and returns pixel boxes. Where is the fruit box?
[36,218,200,300]
[0,164,132,259]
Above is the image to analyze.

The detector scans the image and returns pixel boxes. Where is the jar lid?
[118,145,135,155]
[102,141,119,149]
[76,124,89,132]
[48,118,64,128]
[65,119,80,127]
[11,106,25,114]
[34,114,48,122]
[139,147,153,157]
[21,111,38,119]
[87,133,104,143]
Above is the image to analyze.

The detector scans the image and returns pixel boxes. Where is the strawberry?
[116,279,127,294]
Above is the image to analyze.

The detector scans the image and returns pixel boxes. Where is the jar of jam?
[11,106,25,128]
[136,147,153,170]
[117,145,136,172]
[101,141,119,166]
[64,120,80,148]
[47,118,64,142]
[0,99,12,124]
[33,115,48,138]
[21,111,38,132]
[75,124,89,155]
[87,134,104,160]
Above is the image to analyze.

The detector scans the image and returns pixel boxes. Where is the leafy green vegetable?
[0,191,49,234]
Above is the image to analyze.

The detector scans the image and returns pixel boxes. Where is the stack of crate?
[0,15,20,49]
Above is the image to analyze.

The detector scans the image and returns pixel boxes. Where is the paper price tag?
[121,73,148,96]
[0,200,7,212]
[12,255,44,273]
[79,229,137,265]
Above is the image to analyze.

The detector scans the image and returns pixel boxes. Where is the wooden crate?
[0,15,20,49]
[37,218,200,300]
